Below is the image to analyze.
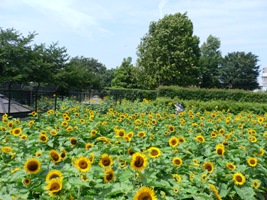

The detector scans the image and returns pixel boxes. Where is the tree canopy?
[136,13,200,89]
[219,52,260,90]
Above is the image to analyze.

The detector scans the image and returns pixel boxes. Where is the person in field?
[174,102,184,115]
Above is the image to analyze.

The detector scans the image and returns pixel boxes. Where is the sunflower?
[75,156,92,172]
[226,162,236,170]
[116,129,126,137]
[85,142,94,150]
[138,131,146,138]
[12,127,22,136]
[147,147,161,158]
[39,134,48,143]
[128,147,135,156]
[97,136,110,144]
[248,135,257,143]
[61,121,68,127]
[45,179,62,197]
[209,184,222,200]
[131,152,148,171]
[50,130,58,136]
[233,172,246,186]
[28,120,34,127]
[49,150,62,163]
[168,125,175,132]
[247,157,258,167]
[90,129,97,137]
[99,154,113,168]
[172,157,183,167]
[69,137,77,146]
[24,158,41,174]
[7,121,13,128]
[195,135,205,143]
[201,174,208,182]
[252,180,260,189]
[46,170,63,183]
[178,137,186,143]
[1,146,12,153]
[20,134,27,140]
[216,144,225,156]
[169,136,179,148]
[23,177,31,186]
[134,186,157,200]
[35,151,42,157]
[210,131,217,138]
[103,168,115,183]
[172,174,182,183]
[255,148,265,157]
[203,162,214,173]
[60,149,67,159]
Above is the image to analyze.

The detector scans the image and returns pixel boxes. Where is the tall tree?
[136,12,200,89]
[57,56,106,89]
[199,35,222,88]
[0,28,36,82]
[111,57,138,88]
[219,52,260,90]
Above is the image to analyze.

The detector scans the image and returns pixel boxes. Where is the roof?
[0,93,32,117]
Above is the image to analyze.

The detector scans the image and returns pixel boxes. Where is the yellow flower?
[24,158,41,174]
[233,172,246,186]
[168,125,175,132]
[90,129,97,136]
[60,149,67,159]
[103,168,115,183]
[169,136,179,147]
[23,177,31,186]
[45,179,62,197]
[138,131,146,138]
[1,146,12,153]
[75,156,92,173]
[12,127,22,136]
[195,135,205,143]
[255,148,264,157]
[10,167,21,174]
[131,152,148,171]
[172,157,183,167]
[247,157,258,167]
[46,170,63,183]
[69,137,77,146]
[172,174,182,183]
[226,162,236,170]
[49,150,62,163]
[85,142,94,150]
[99,154,113,168]
[134,186,157,200]
[209,184,222,200]
[147,147,161,158]
[215,144,225,156]
[39,134,48,143]
[252,180,260,189]
[203,162,214,173]
[116,129,126,137]
[248,135,257,143]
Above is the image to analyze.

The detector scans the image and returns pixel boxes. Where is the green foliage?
[105,88,157,101]
[199,35,222,88]
[219,52,260,90]
[56,56,106,90]
[111,57,138,88]
[136,12,200,89]
[158,86,267,103]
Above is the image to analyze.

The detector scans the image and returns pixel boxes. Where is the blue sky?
[1,0,267,83]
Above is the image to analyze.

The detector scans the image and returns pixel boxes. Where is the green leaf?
[234,185,256,200]
[119,170,134,182]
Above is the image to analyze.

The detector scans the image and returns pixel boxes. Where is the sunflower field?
[0,98,267,200]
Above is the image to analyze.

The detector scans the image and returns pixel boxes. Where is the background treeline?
[0,12,262,92]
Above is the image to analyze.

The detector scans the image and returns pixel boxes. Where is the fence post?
[35,83,40,112]
[8,81,12,115]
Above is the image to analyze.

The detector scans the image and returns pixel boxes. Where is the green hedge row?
[154,97,267,115]
[104,88,157,101]
[157,86,267,103]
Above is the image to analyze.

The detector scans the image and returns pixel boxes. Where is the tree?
[136,12,200,89]
[0,28,36,82]
[0,27,69,84]
[111,57,138,88]
[57,56,106,89]
[218,52,260,90]
[199,35,222,88]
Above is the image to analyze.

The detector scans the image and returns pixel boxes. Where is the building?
[261,67,267,91]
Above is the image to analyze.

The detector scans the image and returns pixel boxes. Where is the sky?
[1,0,267,84]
